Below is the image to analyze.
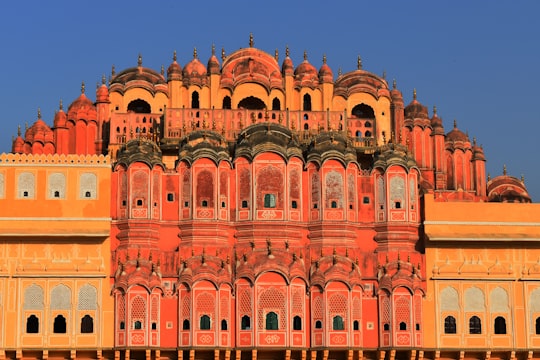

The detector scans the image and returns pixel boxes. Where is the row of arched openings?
[444,315,512,334]
[26,314,93,334]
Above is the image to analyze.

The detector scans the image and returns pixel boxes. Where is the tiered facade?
[1,38,538,360]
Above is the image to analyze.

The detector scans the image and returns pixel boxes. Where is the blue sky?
[1,1,539,201]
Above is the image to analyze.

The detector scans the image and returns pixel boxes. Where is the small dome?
[487,171,531,203]
[281,47,294,76]
[29,116,53,145]
[318,55,333,83]
[207,45,220,75]
[446,120,469,143]
[404,89,428,119]
[430,106,443,129]
[96,76,110,103]
[53,101,67,128]
[183,48,207,78]
[12,126,24,153]
[167,51,182,81]
[294,51,318,87]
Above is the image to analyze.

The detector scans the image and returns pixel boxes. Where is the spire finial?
[453,119,457,128]
[433,105,437,115]
[59,99,63,111]
[193,47,198,59]
[521,174,525,182]
[221,47,226,61]
[249,33,254,47]
[81,81,85,94]
[487,173,491,181]
[303,50,307,61]
[102,74,106,85]
[274,48,279,61]
[413,88,417,100]
[393,79,397,89]
[173,50,177,62]
[503,164,507,176]
[211,43,215,56]
[473,137,477,146]
[322,54,327,64]
[357,55,362,70]
[138,53,142,67]
[382,70,386,79]
[17,125,21,136]
[37,108,41,119]
[338,67,342,76]
[285,45,290,58]
[161,64,164,76]
[111,64,116,77]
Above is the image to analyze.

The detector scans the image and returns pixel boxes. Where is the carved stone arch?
[464,287,485,312]
[440,286,459,311]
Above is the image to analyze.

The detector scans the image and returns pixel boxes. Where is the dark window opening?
[293,316,302,330]
[331,200,337,208]
[266,312,278,330]
[120,321,125,330]
[353,320,359,331]
[81,315,94,333]
[399,322,407,331]
[241,315,251,330]
[303,113,309,120]
[54,190,60,198]
[136,199,143,206]
[222,96,231,109]
[349,204,353,210]
[242,200,248,208]
[303,94,312,111]
[351,104,375,119]
[151,322,157,330]
[54,315,67,333]
[313,203,318,209]
[23,191,28,197]
[238,96,265,110]
[191,92,200,109]
[291,200,297,209]
[264,194,276,208]
[469,316,481,334]
[184,201,189,207]
[183,319,190,330]
[355,130,362,138]
[363,197,370,204]
[221,319,228,330]
[167,193,174,202]
[333,315,344,330]
[85,191,91,198]
[201,200,208,207]
[315,320,322,329]
[221,201,226,208]
[444,316,457,334]
[304,123,309,130]
[383,323,390,331]
[395,201,401,209]
[134,320,142,330]
[26,315,39,333]
[200,315,211,330]
[416,323,420,331]
[365,121,372,127]
[272,97,281,111]
[494,316,506,334]
[122,200,127,206]
[127,99,151,113]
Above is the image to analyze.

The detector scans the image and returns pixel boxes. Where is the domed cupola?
[167,51,182,81]
[30,108,53,144]
[487,166,532,203]
[373,143,418,171]
[471,137,485,161]
[404,89,429,127]
[234,122,303,162]
[115,138,164,169]
[207,44,221,75]
[109,54,168,96]
[53,99,67,128]
[12,125,24,153]
[445,120,469,143]
[430,105,444,134]
[178,129,230,166]
[294,51,319,88]
[68,82,98,122]
[182,48,207,87]
[305,131,357,167]
[281,46,294,77]
[96,75,110,103]
[390,79,403,101]
[318,54,333,83]
[333,56,390,100]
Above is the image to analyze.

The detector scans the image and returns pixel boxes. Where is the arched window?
[264,194,276,208]
[365,121,372,128]
[238,96,265,110]
[191,91,200,109]
[241,315,251,330]
[81,315,94,333]
[127,99,151,113]
[383,323,390,331]
[399,321,407,330]
[355,130,362,139]
[303,94,312,111]
[444,316,456,334]
[304,123,309,130]
[201,200,208,207]
[494,316,506,334]
[272,97,280,110]
[293,316,302,330]
[183,319,190,330]
[351,104,375,119]
[469,316,481,334]
[200,315,211,330]
[120,321,125,330]
[26,315,39,333]
[333,315,344,330]
[222,96,231,109]
[54,315,67,333]
[353,320,359,331]
[315,320,322,329]
[221,319,228,330]
[365,131,372,137]
[266,312,278,330]
[331,200,337,208]
[134,321,142,330]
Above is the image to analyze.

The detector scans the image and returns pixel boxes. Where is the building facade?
[2,38,538,360]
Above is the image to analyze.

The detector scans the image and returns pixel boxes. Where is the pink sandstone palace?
[1,36,539,360]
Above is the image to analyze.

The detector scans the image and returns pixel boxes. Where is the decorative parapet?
[0,153,110,166]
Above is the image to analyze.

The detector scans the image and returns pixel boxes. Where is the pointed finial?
[211,43,215,56]
[453,119,457,128]
[473,137,477,146]
[249,33,254,47]
[382,70,386,79]
[274,48,279,61]
[338,67,342,76]
[138,53,142,67]
[357,55,362,70]
[285,45,290,58]
[111,64,116,77]
[221,47,226,61]
[322,54,327,64]
[160,64,164,76]
[101,74,106,85]
[487,173,491,181]
[413,88,417,100]
[59,99,63,111]
[81,81,85,94]
[433,105,437,115]
[193,47,198,59]
[303,50,307,61]
[25,122,28,131]
[521,174,525,182]
[17,125,21,136]
[173,50,177,62]
[37,108,41,119]
[393,79,397,89]
[503,164,507,176]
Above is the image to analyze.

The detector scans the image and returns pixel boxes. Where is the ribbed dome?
[446,120,469,142]
[294,52,318,87]
[68,85,97,121]
[167,51,182,81]
[404,89,428,119]
[281,47,294,76]
[96,77,110,103]
[53,101,67,127]
[430,106,443,130]
[318,55,333,83]
[207,45,220,75]
[183,49,207,77]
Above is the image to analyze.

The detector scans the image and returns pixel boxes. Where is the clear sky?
[1,1,539,201]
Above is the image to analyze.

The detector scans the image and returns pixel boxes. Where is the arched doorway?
[238,96,266,110]
[127,99,151,113]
